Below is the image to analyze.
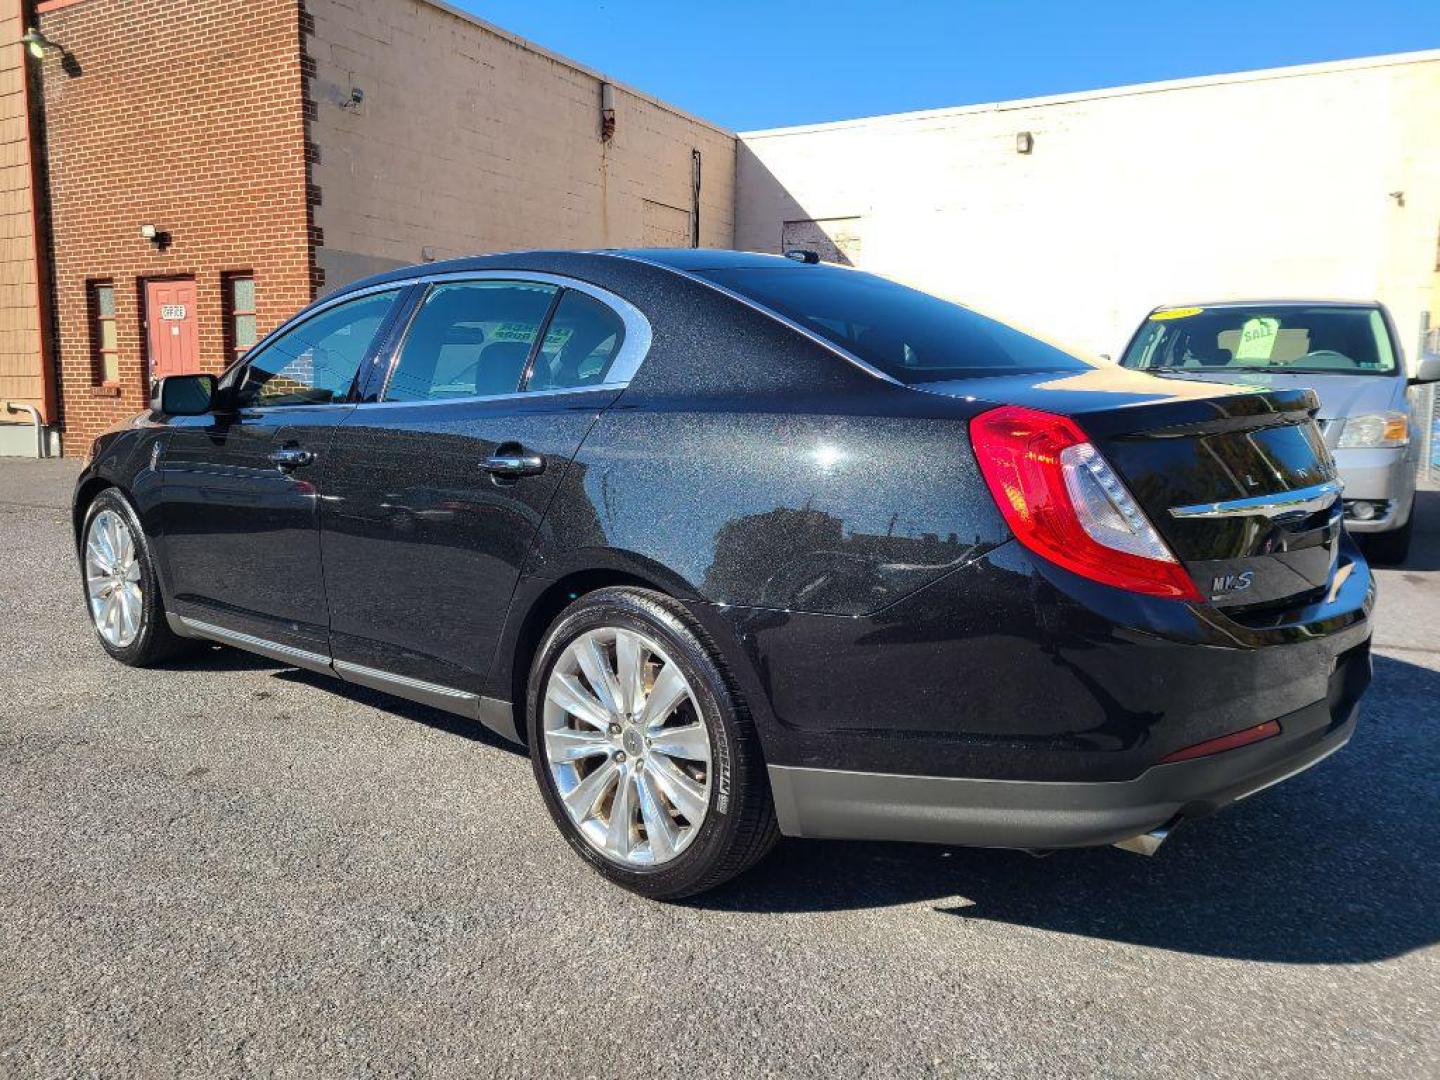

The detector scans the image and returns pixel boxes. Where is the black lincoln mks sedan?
[73,249,1373,898]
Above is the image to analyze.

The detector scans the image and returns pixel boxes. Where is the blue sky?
[450,0,1440,130]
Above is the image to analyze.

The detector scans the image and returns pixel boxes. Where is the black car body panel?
[528,402,1007,614]
[159,404,353,651]
[72,249,1374,852]
[690,538,1369,783]
[320,388,616,692]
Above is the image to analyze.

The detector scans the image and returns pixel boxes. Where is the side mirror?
[152,373,217,415]
[1409,354,1440,386]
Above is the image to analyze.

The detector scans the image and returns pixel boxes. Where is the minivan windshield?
[1120,304,1397,376]
[696,265,1091,383]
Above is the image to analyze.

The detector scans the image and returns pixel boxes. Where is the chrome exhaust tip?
[1112,823,1172,857]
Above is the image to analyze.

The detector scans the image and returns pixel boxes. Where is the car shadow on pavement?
[696,654,1440,965]
[153,642,286,673]
[160,643,525,757]
[273,667,528,756]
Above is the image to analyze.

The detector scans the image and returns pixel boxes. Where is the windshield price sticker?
[1235,317,1280,360]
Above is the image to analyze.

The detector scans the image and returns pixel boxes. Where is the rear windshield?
[697,265,1090,383]
[1120,304,1397,376]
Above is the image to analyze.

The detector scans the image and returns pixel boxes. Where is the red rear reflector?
[970,405,1202,601]
[1159,720,1281,764]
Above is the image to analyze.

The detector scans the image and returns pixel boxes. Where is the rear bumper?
[770,654,1365,848]
[766,616,1371,850]
[703,535,1374,787]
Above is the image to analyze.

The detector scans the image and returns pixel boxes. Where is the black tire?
[1362,513,1413,565]
[79,488,195,667]
[527,587,778,900]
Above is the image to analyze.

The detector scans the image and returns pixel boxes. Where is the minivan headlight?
[1336,411,1408,448]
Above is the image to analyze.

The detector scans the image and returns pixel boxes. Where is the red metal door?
[145,278,200,379]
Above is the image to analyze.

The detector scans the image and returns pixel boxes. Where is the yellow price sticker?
[1150,307,1204,321]
[1234,316,1280,361]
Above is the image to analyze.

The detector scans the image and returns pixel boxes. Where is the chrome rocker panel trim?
[170,615,333,675]
[333,658,478,714]
[167,614,520,744]
[768,704,1356,850]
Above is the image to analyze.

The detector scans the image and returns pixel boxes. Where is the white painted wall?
[737,52,1440,366]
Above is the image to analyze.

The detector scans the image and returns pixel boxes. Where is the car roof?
[331,247,810,299]
[606,248,805,271]
[1151,299,1383,312]
[303,247,894,402]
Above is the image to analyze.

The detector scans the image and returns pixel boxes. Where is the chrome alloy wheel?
[543,627,712,867]
[85,508,143,649]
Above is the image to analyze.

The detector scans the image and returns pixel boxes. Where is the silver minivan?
[1123,298,1440,561]
[1119,300,1440,563]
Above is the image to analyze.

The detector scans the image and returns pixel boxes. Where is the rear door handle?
[482,446,545,478]
[269,447,315,471]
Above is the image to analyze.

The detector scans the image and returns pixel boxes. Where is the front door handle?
[269,447,315,471]
[482,446,545,478]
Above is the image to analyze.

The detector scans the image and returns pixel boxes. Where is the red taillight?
[1159,720,1281,763]
[970,405,1202,601]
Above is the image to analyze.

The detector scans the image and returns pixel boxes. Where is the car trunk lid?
[925,367,1343,608]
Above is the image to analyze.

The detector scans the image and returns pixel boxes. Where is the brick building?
[0,0,734,455]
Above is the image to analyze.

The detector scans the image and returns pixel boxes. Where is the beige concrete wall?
[0,0,52,448]
[307,0,735,292]
[737,52,1440,368]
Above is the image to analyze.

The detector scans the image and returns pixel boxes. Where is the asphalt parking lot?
[2,457,1437,1079]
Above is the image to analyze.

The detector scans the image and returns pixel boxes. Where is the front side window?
[235,289,399,408]
[384,280,558,402]
[525,290,626,391]
[697,264,1090,383]
[1120,305,1397,376]
[90,281,119,384]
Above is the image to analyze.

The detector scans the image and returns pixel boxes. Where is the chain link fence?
[1424,318,1440,486]
[1425,383,1439,486]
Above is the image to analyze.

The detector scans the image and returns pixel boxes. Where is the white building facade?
[736,51,1440,366]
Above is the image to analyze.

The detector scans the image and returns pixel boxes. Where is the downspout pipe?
[23,3,61,455]
[5,402,47,459]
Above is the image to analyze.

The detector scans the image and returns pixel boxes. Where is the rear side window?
[697,265,1089,382]
[385,281,558,402]
[525,290,626,391]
